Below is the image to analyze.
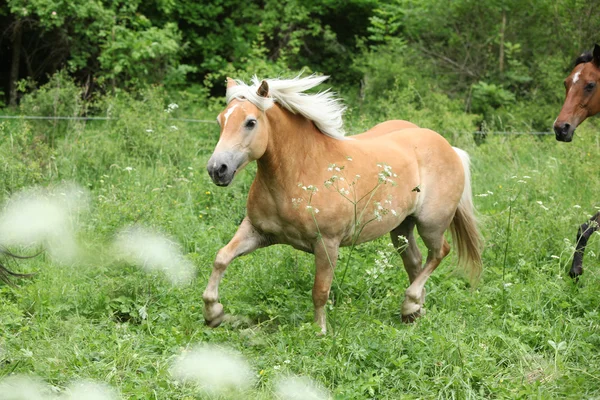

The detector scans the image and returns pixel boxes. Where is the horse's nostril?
[217,164,228,176]
[554,122,571,137]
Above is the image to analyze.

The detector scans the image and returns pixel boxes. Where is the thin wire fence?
[0,114,554,135]
[0,115,217,124]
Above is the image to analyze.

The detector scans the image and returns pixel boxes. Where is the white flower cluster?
[377,163,397,184]
[366,249,395,283]
[298,183,318,193]
[165,103,179,113]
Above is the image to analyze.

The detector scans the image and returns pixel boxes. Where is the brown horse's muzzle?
[554,121,576,142]
[207,151,247,186]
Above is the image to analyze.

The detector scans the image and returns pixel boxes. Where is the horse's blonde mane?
[226,75,347,139]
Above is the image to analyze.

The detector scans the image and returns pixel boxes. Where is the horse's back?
[354,125,455,155]
[353,120,419,140]
[354,121,454,155]
[348,126,463,194]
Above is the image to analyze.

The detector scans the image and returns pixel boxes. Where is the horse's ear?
[593,44,600,67]
[257,80,269,97]
[226,77,237,89]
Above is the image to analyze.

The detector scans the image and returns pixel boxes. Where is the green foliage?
[470,81,516,115]
[351,41,478,136]
[98,22,193,89]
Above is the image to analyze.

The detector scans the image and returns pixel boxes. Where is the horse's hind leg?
[401,220,451,322]
[202,217,266,327]
[391,217,424,301]
[571,211,600,278]
[312,239,339,335]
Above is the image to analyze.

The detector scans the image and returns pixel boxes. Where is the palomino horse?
[203,75,482,333]
[554,44,600,278]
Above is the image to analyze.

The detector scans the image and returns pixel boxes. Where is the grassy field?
[1,88,600,399]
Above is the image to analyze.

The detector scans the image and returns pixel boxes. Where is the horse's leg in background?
[401,218,452,322]
[571,211,600,278]
[0,247,38,285]
[312,239,339,335]
[391,217,424,303]
[203,217,266,327]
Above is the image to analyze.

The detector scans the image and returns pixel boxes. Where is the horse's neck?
[256,106,332,191]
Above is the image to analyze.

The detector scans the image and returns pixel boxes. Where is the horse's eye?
[585,82,597,92]
[245,119,257,129]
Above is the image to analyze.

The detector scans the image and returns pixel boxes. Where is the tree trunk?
[9,21,23,107]
[499,11,506,75]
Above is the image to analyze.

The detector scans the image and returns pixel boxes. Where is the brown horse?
[0,246,36,285]
[554,44,600,142]
[203,75,482,333]
[554,44,600,278]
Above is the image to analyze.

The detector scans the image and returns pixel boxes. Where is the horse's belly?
[339,211,409,247]
[248,211,314,252]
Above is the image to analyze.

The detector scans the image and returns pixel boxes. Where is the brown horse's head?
[554,44,600,142]
[207,78,271,186]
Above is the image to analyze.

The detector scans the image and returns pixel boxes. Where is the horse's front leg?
[312,240,339,335]
[203,217,266,327]
[571,211,600,279]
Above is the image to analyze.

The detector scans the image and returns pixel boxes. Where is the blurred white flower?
[113,226,195,285]
[275,376,330,400]
[171,344,254,395]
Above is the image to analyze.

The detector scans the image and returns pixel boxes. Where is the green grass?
[1,89,600,399]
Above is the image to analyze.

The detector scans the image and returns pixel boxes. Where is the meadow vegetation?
[0,70,599,398]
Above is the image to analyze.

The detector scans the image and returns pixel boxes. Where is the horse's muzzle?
[206,151,246,186]
[553,122,575,142]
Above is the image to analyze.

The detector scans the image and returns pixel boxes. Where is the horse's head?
[207,78,271,186]
[554,44,600,142]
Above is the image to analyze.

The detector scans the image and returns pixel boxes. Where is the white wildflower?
[63,380,119,400]
[0,183,89,265]
[536,201,549,211]
[275,376,330,400]
[113,226,195,285]
[170,344,254,395]
[165,103,179,113]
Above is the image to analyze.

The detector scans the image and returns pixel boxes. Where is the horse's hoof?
[205,312,225,328]
[569,266,583,279]
[401,308,424,323]
[204,303,225,328]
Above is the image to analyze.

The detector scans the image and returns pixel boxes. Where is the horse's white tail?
[450,147,483,281]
